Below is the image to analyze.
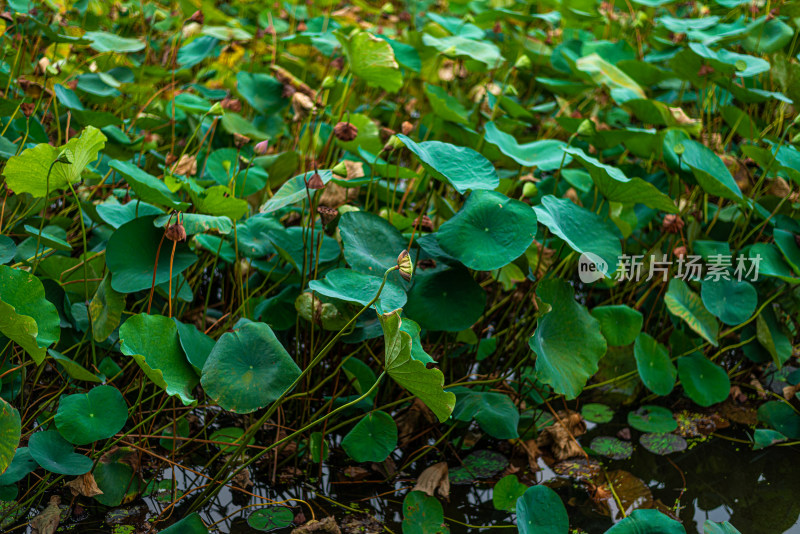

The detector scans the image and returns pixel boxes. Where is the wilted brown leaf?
[30,496,61,534]
[536,411,586,461]
[67,473,103,497]
[292,516,341,534]
[412,462,449,500]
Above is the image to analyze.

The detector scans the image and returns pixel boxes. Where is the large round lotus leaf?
[665,278,719,346]
[606,509,686,534]
[451,388,520,439]
[449,450,507,484]
[396,134,499,194]
[634,333,677,396]
[516,485,569,534]
[0,265,61,364]
[54,385,128,445]
[435,190,537,271]
[402,490,448,534]
[341,411,397,462]
[757,401,800,439]
[627,406,677,433]
[590,305,643,346]
[639,432,687,455]
[120,313,199,405]
[493,474,528,512]
[338,211,406,276]
[484,121,569,171]
[28,430,93,476]
[700,278,757,326]
[534,195,622,278]
[529,279,607,399]
[0,448,38,486]
[581,403,614,423]
[201,321,301,414]
[160,513,209,534]
[106,215,198,293]
[677,352,730,407]
[308,268,406,312]
[404,266,485,332]
[0,398,20,475]
[247,507,295,531]
[590,436,633,460]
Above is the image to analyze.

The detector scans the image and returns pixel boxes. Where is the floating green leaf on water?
[402,491,449,534]
[591,437,634,460]
[516,485,569,534]
[581,403,614,424]
[341,411,398,463]
[54,385,128,445]
[448,450,507,484]
[639,432,688,455]
[606,509,686,533]
[28,430,93,476]
[627,406,677,433]
[492,475,528,512]
[247,507,294,531]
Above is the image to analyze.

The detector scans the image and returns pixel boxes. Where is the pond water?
[30,429,798,534]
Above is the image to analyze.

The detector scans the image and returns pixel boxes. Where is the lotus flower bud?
[334,121,358,142]
[254,140,269,155]
[331,160,347,176]
[397,250,413,281]
[522,182,537,198]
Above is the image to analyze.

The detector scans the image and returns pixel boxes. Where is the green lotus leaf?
[191,185,249,219]
[402,490,449,534]
[639,432,687,455]
[22,225,71,252]
[236,71,286,116]
[575,53,646,101]
[449,450,508,484]
[109,160,189,211]
[0,265,60,364]
[492,475,528,512]
[680,140,743,202]
[106,216,198,293]
[606,509,686,533]
[627,405,677,433]
[54,385,128,445]
[48,350,102,383]
[309,268,406,312]
[425,83,469,125]
[752,428,787,450]
[84,30,144,53]
[484,122,568,170]
[177,35,219,69]
[451,387,519,439]
[563,147,677,213]
[664,279,719,346]
[247,507,294,532]
[422,33,502,67]
[0,236,16,264]
[341,411,397,462]
[89,275,125,342]
[534,195,622,278]
[0,398,20,476]
[3,126,106,198]
[435,190,537,271]
[590,436,633,460]
[120,313,199,405]
[757,401,800,439]
[339,30,403,92]
[405,266,486,332]
[160,513,208,534]
[154,213,233,236]
[688,42,769,77]
[581,403,614,423]
[677,352,730,407]
[591,305,643,346]
[397,134,499,194]
[700,278,757,326]
[93,447,144,507]
[529,279,607,399]
[633,333,676,396]
[0,448,37,486]
[174,320,216,374]
[379,310,455,422]
[756,307,793,368]
[260,170,333,214]
[28,430,92,476]
[201,322,301,414]
[516,485,569,534]
[774,228,800,275]
[339,210,406,276]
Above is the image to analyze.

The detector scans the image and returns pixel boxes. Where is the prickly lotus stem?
[397,250,413,281]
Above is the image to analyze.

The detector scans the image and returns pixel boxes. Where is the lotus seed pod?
[334,121,358,142]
